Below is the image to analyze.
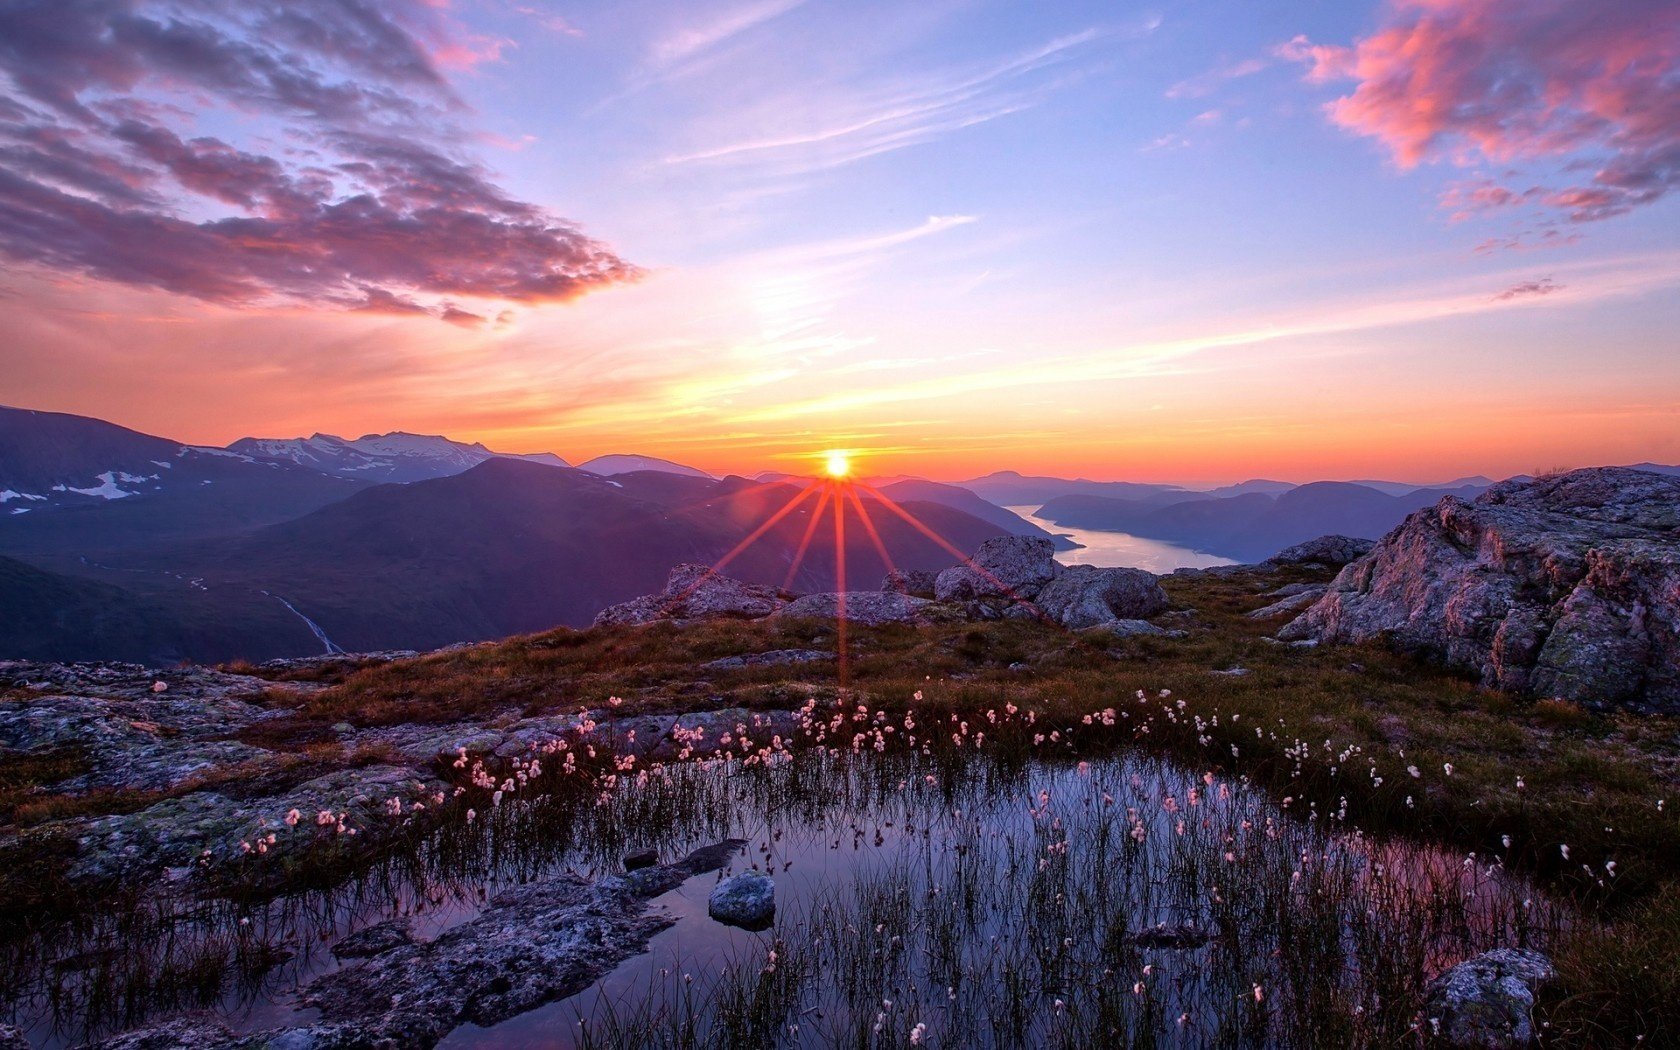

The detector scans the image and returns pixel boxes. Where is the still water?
[1005,506,1236,572]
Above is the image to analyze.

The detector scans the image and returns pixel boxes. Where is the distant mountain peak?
[228,431,570,483]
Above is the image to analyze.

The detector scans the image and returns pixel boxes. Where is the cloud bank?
[1282,0,1680,224]
[0,0,634,320]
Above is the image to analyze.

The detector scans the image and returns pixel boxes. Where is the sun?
[824,450,852,479]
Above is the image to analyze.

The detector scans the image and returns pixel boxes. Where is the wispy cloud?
[659,27,1132,176]
[1166,57,1267,99]
[651,0,809,67]
[731,252,1680,423]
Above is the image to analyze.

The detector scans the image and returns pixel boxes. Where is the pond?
[1005,507,1237,573]
[4,699,1555,1048]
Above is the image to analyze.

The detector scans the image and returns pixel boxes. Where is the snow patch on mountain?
[577,454,712,478]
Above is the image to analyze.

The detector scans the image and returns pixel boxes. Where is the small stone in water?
[708,871,775,929]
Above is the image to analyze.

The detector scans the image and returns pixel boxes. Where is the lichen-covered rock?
[775,592,937,626]
[881,568,940,597]
[1033,565,1169,629]
[593,565,791,626]
[934,536,1062,602]
[1267,535,1375,566]
[708,870,775,928]
[1425,948,1555,1048]
[1282,469,1680,709]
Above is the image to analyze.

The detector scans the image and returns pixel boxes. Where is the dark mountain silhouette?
[32,463,1011,659]
[957,470,1193,506]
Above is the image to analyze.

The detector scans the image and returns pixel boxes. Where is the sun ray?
[832,479,849,688]
[846,484,901,586]
[856,481,1059,626]
[657,479,822,616]
[783,485,833,590]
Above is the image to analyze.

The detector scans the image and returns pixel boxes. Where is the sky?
[1,0,1677,486]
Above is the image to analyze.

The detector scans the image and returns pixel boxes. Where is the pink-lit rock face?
[1283,467,1680,709]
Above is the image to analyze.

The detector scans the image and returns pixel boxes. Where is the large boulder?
[1281,468,1680,709]
[934,536,1061,602]
[594,565,789,627]
[1424,949,1555,1048]
[1033,565,1169,629]
[1267,534,1376,567]
[775,592,937,626]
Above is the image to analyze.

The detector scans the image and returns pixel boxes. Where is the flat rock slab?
[775,592,937,626]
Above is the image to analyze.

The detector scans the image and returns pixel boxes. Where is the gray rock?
[94,1015,239,1049]
[1267,535,1376,566]
[291,840,747,1047]
[934,536,1061,602]
[1282,468,1680,709]
[331,918,415,959]
[1034,565,1170,629]
[708,870,775,928]
[1425,948,1555,1048]
[624,849,659,871]
[775,592,936,626]
[1246,587,1326,619]
[1266,581,1327,597]
[0,1024,30,1050]
[1210,667,1251,677]
[701,649,830,672]
[593,565,790,626]
[880,568,940,597]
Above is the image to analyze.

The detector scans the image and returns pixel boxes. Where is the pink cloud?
[1281,0,1680,222]
[0,0,634,319]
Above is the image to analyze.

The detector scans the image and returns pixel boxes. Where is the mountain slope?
[957,470,1193,506]
[229,431,569,483]
[873,479,1078,550]
[0,407,370,561]
[107,463,1011,655]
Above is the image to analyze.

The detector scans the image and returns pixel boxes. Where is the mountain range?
[3,403,1675,663]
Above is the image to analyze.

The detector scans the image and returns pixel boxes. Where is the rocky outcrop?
[1033,565,1169,629]
[1282,469,1680,708]
[100,842,751,1049]
[775,591,938,626]
[287,841,747,1046]
[593,564,792,627]
[934,536,1062,602]
[1267,535,1375,567]
[1424,948,1555,1048]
